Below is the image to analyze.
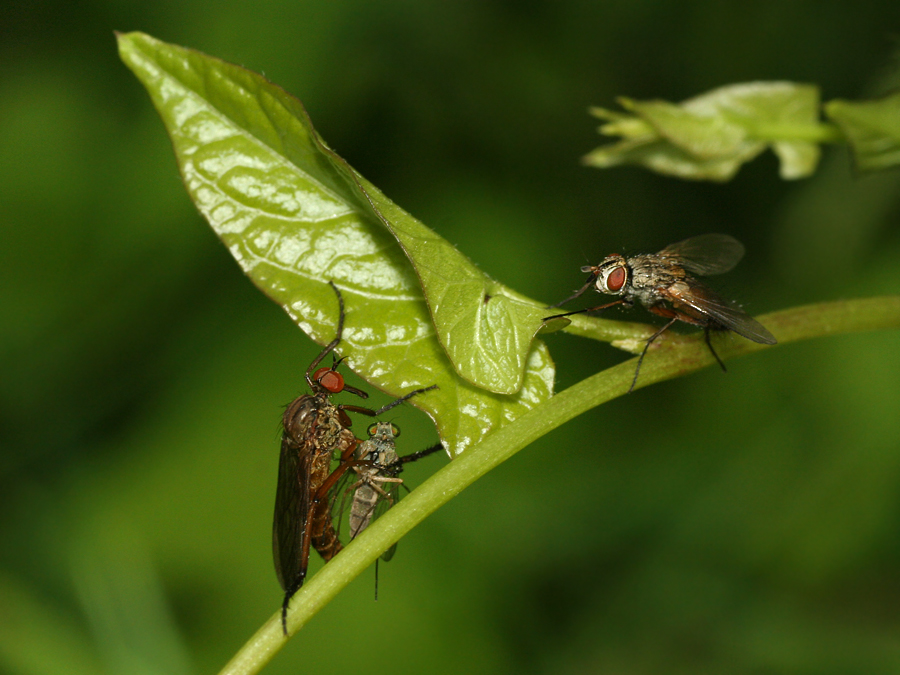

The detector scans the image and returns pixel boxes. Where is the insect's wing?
[272,434,313,592]
[658,234,745,276]
[377,483,401,562]
[349,480,377,539]
[347,439,377,539]
[667,279,777,344]
[329,455,359,535]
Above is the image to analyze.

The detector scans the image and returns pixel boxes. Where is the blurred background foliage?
[3,2,900,674]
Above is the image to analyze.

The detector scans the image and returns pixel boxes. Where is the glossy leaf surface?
[117,32,554,455]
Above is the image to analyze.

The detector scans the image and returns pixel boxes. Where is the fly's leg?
[365,474,403,501]
[305,281,349,388]
[629,316,678,393]
[543,298,627,322]
[339,385,438,419]
[704,324,727,372]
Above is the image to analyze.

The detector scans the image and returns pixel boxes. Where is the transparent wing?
[658,234,745,276]
[376,484,401,562]
[666,279,777,344]
[348,480,377,539]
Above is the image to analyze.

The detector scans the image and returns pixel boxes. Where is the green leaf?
[826,92,900,172]
[117,32,554,455]
[585,82,823,181]
[334,170,552,395]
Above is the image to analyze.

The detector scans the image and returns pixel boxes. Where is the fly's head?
[583,254,629,297]
[364,422,401,468]
[367,421,400,444]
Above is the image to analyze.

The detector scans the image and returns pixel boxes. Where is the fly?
[545,234,777,392]
[347,422,443,560]
[333,421,442,599]
[273,282,437,635]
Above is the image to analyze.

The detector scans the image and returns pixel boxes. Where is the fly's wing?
[330,454,361,539]
[658,234,745,276]
[668,279,777,344]
[347,439,377,539]
[376,482,401,562]
[349,480,378,539]
[272,434,313,592]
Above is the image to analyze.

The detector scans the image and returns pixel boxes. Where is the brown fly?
[273,282,437,635]
[545,234,777,392]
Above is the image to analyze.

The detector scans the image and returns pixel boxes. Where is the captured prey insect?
[545,234,777,393]
[272,282,437,635]
[344,421,443,563]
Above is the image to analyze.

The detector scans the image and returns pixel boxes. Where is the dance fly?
[347,422,443,561]
[273,282,437,635]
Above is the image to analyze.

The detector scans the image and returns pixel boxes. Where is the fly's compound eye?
[367,423,379,437]
[389,423,400,438]
[314,367,344,393]
[597,263,628,294]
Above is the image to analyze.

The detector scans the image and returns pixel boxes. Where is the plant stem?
[218,296,900,675]
[751,121,845,144]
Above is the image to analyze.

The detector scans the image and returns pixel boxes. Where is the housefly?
[273,282,437,635]
[545,234,777,392]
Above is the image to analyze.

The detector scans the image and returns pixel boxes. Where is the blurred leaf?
[826,91,900,172]
[585,82,822,181]
[0,572,101,675]
[117,32,554,455]
[69,518,192,675]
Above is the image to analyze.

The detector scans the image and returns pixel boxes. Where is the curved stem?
[751,121,845,144]
[218,296,900,675]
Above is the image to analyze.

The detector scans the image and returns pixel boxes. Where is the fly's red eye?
[606,266,627,292]
[367,423,379,437]
[314,367,344,393]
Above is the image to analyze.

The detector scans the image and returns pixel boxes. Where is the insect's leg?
[399,442,444,465]
[315,453,362,503]
[369,384,439,416]
[651,305,727,373]
[367,476,403,505]
[704,325,727,372]
[340,404,377,418]
[628,317,678,394]
[543,299,626,322]
[305,281,346,389]
[546,272,600,309]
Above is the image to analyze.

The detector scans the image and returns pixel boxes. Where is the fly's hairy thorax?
[283,395,356,466]
[625,254,689,308]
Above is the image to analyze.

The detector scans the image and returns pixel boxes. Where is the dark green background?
[3,2,900,674]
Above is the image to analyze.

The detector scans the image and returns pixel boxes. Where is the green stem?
[751,121,844,144]
[218,296,900,675]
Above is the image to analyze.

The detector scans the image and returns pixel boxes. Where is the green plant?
[118,31,900,675]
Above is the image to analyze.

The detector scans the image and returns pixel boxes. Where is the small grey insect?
[347,422,442,561]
